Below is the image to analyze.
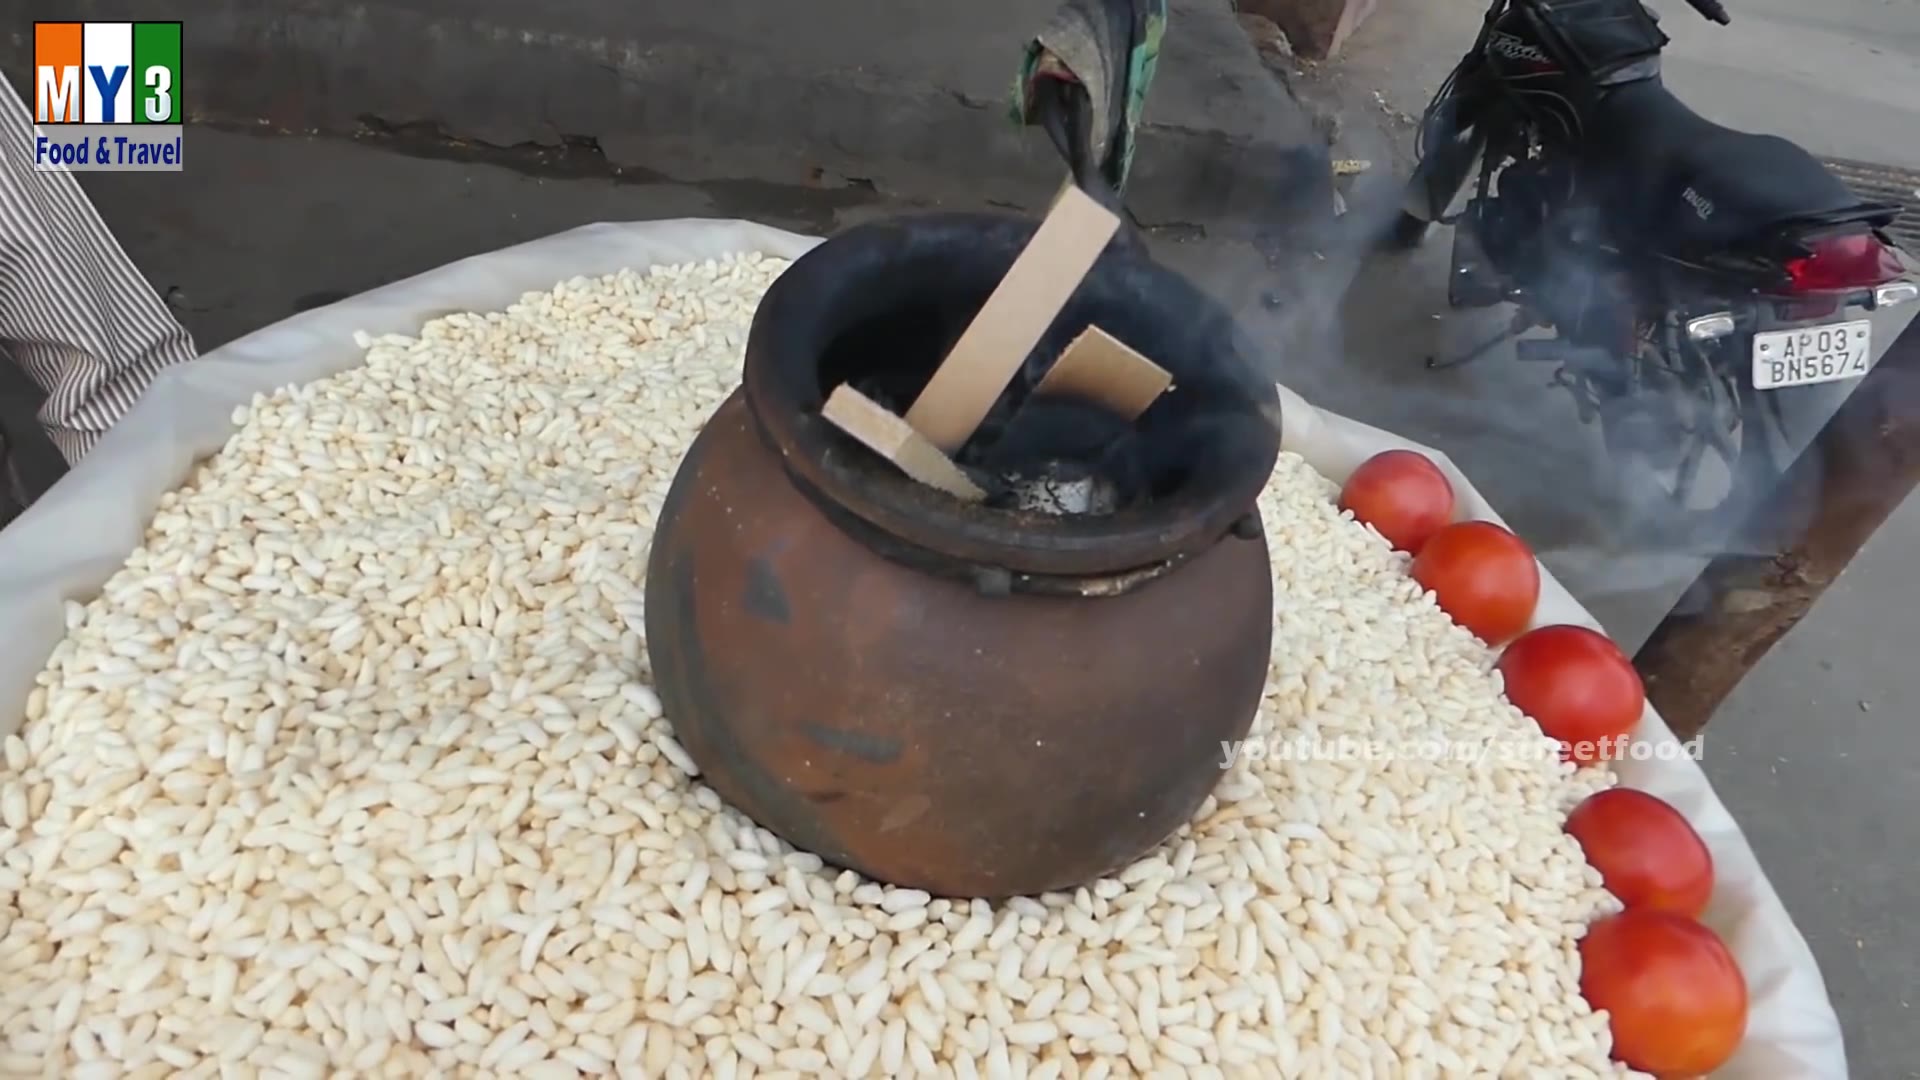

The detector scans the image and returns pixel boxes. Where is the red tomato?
[1580,910,1748,1077]
[1408,521,1539,644]
[1498,625,1645,764]
[1338,450,1456,554]
[1566,788,1714,916]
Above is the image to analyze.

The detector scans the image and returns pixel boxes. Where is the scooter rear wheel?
[1597,360,1790,551]
[1381,211,1433,252]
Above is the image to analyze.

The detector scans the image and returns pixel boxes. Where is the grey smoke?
[1151,108,1875,640]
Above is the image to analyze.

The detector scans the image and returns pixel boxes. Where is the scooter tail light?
[1783,233,1905,293]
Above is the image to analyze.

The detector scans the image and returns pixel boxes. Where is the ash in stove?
[965,394,1133,514]
[1001,460,1120,515]
[840,376,1268,518]
[819,283,1278,522]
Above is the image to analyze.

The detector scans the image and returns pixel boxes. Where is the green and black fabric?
[1010,0,1166,216]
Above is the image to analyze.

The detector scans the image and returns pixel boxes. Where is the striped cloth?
[0,74,197,470]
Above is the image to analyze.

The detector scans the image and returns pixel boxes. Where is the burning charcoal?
[968,394,1132,473]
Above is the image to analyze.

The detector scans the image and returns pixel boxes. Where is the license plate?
[1752,320,1873,390]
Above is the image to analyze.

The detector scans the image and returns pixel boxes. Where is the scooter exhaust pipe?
[1516,340,1616,371]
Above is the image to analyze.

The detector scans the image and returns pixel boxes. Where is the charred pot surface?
[744,212,1282,581]
[644,212,1281,898]
[646,394,1275,898]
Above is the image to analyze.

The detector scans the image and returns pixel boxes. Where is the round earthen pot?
[644,213,1280,898]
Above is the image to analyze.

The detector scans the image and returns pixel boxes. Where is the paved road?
[1658,0,1920,172]
[1324,0,1920,173]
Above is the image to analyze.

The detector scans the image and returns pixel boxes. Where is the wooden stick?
[820,384,987,502]
[1033,325,1173,420]
[903,184,1122,452]
[1633,314,1920,738]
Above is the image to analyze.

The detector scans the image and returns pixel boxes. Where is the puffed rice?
[0,252,1647,1078]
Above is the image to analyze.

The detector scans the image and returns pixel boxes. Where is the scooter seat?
[1583,79,1876,255]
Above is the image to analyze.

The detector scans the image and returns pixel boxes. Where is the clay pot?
[644,213,1280,898]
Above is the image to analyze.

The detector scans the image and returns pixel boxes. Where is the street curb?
[6,0,1332,230]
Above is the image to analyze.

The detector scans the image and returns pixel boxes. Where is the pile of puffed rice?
[0,252,1646,1078]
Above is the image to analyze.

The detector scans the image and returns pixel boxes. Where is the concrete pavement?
[2,0,1331,229]
[1312,0,1920,171]
[1658,0,1920,173]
